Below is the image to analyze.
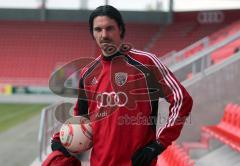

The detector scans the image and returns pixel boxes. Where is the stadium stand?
[147,9,240,58]
[185,20,240,58]
[1,10,239,87]
[0,21,233,87]
[0,21,95,86]
[160,20,240,67]
[148,22,227,57]
[125,23,160,50]
[185,20,240,63]
[0,21,160,86]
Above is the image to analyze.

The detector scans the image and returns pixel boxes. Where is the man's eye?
[106,27,114,31]
[94,28,101,32]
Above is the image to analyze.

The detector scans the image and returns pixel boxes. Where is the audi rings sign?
[96,92,128,108]
[197,11,224,24]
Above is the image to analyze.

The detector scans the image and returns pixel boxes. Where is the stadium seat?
[156,142,195,166]
[202,103,240,152]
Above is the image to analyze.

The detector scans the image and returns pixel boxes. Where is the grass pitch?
[0,103,47,132]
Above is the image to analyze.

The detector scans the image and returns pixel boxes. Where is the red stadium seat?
[156,142,194,166]
[202,103,240,152]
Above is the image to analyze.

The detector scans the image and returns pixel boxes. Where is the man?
[44,5,193,166]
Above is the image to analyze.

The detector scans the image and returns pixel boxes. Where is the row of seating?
[181,20,240,63]
[149,22,227,57]
[157,142,195,166]
[211,37,240,64]
[0,21,160,86]
[0,20,236,86]
[209,20,240,45]
[202,103,240,152]
[170,20,240,82]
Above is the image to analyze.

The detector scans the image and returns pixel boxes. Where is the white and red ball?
[60,116,93,153]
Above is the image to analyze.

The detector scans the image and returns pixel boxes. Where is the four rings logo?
[96,92,128,108]
[197,11,224,24]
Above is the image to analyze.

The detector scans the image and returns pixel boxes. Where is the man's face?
[93,16,122,56]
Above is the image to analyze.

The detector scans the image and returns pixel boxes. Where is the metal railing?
[38,101,74,162]
[170,31,240,82]
[160,37,209,67]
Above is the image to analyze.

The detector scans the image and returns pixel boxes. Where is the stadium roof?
[0,0,240,11]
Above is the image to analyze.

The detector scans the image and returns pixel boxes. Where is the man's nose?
[102,29,108,39]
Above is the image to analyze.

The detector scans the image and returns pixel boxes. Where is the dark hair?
[89,5,126,39]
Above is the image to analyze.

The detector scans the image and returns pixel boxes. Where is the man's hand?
[51,132,71,157]
[132,141,165,166]
[42,133,82,166]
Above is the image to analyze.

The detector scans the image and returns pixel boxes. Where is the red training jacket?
[73,48,193,166]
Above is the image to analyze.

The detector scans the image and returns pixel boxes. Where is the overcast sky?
[0,0,240,11]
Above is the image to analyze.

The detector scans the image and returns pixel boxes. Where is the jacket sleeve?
[73,76,89,116]
[42,150,81,166]
[148,54,193,148]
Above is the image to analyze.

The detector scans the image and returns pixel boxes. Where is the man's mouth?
[100,41,112,44]
[100,42,115,49]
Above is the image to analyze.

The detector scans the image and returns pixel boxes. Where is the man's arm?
[132,53,193,166]
[152,58,193,148]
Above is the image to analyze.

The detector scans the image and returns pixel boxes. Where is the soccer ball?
[59,116,93,153]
